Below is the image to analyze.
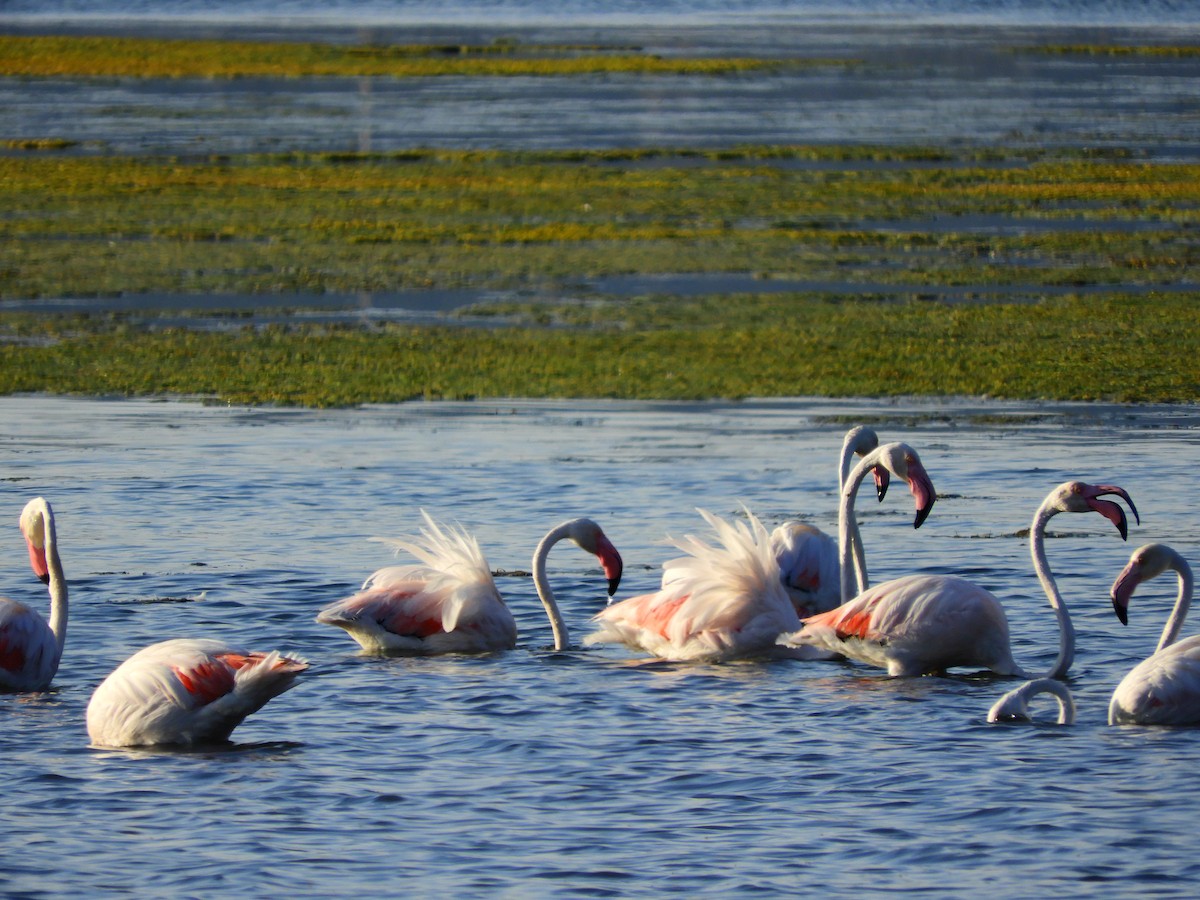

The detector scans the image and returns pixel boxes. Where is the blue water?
[3,395,1200,897]
[6,1,1200,159]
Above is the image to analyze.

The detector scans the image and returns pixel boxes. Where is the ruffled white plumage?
[317,511,514,653]
[587,508,800,662]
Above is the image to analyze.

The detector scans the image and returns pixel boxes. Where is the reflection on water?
[2,395,1200,895]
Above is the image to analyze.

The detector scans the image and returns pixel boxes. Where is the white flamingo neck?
[838,431,869,599]
[38,504,68,655]
[1155,551,1193,653]
[838,453,876,605]
[532,524,572,651]
[1029,501,1073,680]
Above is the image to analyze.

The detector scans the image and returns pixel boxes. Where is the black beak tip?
[38,573,50,586]
[607,577,621,597]
[1112,598,1129,626]
[914,505,932,529]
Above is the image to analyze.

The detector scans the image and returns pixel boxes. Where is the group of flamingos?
[3,426,1198,746]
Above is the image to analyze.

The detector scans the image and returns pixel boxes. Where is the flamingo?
[316,512,623,653]
[767,425,890,616]
[988,678,1076,724]
[1108,543,1200,726]
[586,442,935,663]
[0,498,67,692]
[783,480,1139,678]
[86,638,308,747]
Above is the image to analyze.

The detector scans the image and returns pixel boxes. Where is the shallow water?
[5,17,1200,160]
[3,395,1200,896]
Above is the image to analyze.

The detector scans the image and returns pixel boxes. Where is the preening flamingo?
[587,507,801,662]
[988,678,1076,724]
[784,481,1138,678]
[1108,543,1200,726]
[316,512,623,653]
[86,638,308,747]
[0,498,67,692]
[768,425,890,616]
[587,443,935,662]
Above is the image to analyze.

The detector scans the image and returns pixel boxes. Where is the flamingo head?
[567,518,624,597]
[19,497,52,585]
[875,443,936,529]
[845,426,889,501]
[1110,542,1175,626]
[1054,481,1140,540]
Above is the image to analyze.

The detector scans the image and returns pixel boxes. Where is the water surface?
[2,395,1199,896]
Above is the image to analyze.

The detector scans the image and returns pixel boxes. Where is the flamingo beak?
[1110,562,1141,627]
[906,459,937,529]
[596,536,623,597]
[26,539,50,585]
[1084,484,1140,541]
[874,466,890,502]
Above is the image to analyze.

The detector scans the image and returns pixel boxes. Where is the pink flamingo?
[1108,543,1200,726]
[316,512,623,653]
[988,678,1076,724]
[86,638,308,747]
[587,442,935,662]
[0,498,67,692]
[785,480,1138,678]
[767,425,890,616]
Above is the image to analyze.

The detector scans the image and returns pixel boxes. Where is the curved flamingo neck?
[532,524,571,651]
[838,452,878,605]
[838,432,868,599]
[1029,501,1073,680]
[1155,551,1193,653]
[38,503,68,656]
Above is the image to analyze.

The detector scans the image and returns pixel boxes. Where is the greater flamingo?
[1108,543,1200,726]
[768,425,889,616]
[316,512,623,653]
[784,481,1138,678]
[586,443,936,662]
[988,678,1076,724]
[0,498,67,692]
[86,638,308,747]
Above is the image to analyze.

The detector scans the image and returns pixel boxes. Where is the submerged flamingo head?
[19,497,52,585]
[1109,542,1176,627]
[567,518,624,597]
[1055,481,1140,540]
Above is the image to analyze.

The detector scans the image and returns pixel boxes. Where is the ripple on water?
[2,396,1200,895]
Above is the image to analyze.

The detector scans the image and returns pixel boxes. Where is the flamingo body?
[0,498,66,692]
[800,574,1017,677]
[0,600,60,691]
[86,638,308,747]
[783,480,1138,678]
[317,513,622,653]
[588,508,802,662]
[1110,637,1200,726]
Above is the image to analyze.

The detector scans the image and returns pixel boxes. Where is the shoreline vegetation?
[2,35,1198,407]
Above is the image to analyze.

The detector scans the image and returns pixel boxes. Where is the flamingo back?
[795,574,1016,676]
[0,598,60,691]
[86,638,308,747]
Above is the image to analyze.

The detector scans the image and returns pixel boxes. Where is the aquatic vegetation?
[1,145,1197,405]
[1,291,1197,406]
